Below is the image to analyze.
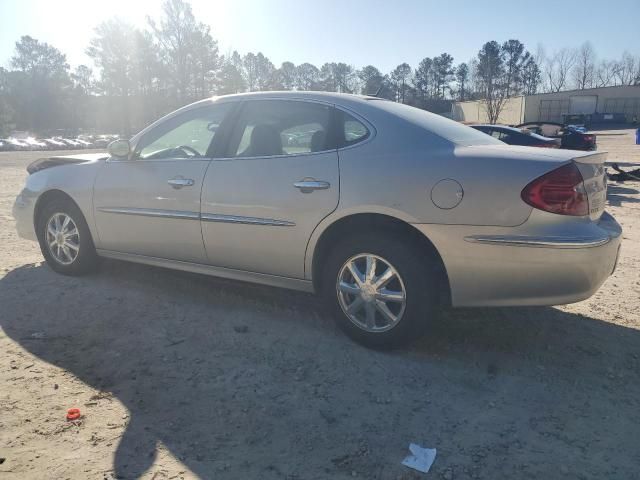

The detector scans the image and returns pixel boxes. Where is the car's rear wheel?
[37,198,98,275]
[322,233,436,348]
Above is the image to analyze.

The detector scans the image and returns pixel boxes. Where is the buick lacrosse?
[13,92,622,347]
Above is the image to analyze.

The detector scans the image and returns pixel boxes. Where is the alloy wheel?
[45,212,80,265]
[336,253,407,333]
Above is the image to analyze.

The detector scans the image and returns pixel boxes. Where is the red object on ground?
[66,408,81,421]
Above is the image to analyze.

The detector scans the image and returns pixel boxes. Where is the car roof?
[133,91,501,148]
[158,91,387,127]
[190,91,386,109]
[216,90,376,101]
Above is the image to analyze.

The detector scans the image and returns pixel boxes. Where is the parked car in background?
[471,124,559,148]
[23,137,48,150]
[59,138,82,148]
[42,138,68,150]
[516,122,597,151]
[91,135,119,148]
[13,92,621,348]
[6,137,31,150]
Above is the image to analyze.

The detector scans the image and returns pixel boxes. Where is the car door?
[201,99,339,278]
[93,102,234,263]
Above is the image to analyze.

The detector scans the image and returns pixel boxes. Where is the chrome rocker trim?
[464,234,611,249]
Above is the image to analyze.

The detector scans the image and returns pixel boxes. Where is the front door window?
[134,103,232,160]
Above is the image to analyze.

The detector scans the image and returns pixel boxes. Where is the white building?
[452,85,640,125]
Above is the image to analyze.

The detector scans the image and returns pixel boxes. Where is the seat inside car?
[310,130,327,152]
[241,124,283,157]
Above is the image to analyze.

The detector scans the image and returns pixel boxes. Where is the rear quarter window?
[338,111,370,148]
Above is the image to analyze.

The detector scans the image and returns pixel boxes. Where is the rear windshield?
[368,100,502,146]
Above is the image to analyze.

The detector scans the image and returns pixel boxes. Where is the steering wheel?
[176,145,201,157]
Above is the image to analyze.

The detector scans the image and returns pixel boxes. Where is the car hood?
[27,153,109,174]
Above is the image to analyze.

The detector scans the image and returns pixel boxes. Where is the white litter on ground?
[402,443,437,473]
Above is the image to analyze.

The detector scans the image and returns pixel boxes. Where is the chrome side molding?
[98,207,295,227]
[200,213,295,227]
[97,207,200,220]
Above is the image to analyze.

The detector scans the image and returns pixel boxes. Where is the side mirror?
[107,139,131,159]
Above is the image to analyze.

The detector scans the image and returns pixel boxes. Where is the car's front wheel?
[37,198,98,275]
[323,234,436,348]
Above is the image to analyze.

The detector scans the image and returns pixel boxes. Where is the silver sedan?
[13,92,622,347]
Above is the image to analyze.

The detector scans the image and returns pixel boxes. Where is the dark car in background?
[471,124,559,148]
[516,121,597,151]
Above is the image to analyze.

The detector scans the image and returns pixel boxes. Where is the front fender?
[16,159,104,245]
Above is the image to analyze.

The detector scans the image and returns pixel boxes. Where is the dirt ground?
[0,135,639,480]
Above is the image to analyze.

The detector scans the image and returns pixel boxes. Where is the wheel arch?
[33,189,85,239]
[309,212,451,306]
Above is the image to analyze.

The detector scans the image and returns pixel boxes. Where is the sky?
[1,0,639,73]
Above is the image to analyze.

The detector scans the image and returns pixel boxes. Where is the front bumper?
[413,211,622,307]
[13,188,38,242]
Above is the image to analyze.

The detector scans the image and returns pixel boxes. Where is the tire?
[322,233,437,349]
[36,197,99,275]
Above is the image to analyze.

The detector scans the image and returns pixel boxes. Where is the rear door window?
[230,100,332,158]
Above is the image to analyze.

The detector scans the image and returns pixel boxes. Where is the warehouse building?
[452,84,640,125]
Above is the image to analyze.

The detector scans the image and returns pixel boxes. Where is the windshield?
[368,100,502,146]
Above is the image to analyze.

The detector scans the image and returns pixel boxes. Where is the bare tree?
[614,52,640,85]
[572,42,596,89]
[594,60,617,87]
[545,48,577,92]
[466,58,480,98]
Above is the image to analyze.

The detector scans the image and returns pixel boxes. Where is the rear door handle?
[293,180,330,193]
[168,177,195,189]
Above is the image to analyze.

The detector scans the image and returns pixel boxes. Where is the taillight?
[521,162,588,216]
[583,135,594,142]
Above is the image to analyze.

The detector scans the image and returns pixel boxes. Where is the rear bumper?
[413,211,622,307]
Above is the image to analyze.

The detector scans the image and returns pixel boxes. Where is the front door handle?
[168,177,195,189]
[293,180,330,193]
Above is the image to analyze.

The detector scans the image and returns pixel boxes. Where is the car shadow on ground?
[607,183,640,206]
[1,261,639,479]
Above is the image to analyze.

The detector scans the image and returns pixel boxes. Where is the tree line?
[1,0,639,135]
